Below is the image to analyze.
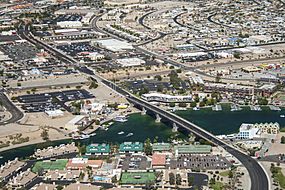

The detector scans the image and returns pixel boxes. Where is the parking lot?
[0,42,38,62]
[45,14,82,24]
[124,79,190,93]
[17,89,94,112]
[57,42,102,57]
[118,155,150,170]
[168,155,232,170]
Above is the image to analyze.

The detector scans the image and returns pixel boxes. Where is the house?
[151,153,166,168]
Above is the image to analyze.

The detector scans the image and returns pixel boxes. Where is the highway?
[19,22,269,190]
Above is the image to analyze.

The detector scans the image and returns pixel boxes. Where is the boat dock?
[250,105,262,111]
[269,105,281,111]
[230,104,242,111]
[212,104,222,111]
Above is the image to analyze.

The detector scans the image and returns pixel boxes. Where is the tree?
[154,75,162,81]
[258,97,268,105]
[190,102,197,107]
[281,136,285,144]
[41,129,49,141]
[188,175,194,186]
[89,81,98,89]
[176,173,182,185]
[178,102,187,107]
[144,138,152,155]
[111,175,117,184]
[169,172,175,185]
[169,102,175,107]
[56,186,64,190]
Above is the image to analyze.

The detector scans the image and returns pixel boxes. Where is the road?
[0,93,24,125]
[20,22,269,190]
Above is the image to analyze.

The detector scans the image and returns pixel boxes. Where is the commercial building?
[57,21,83,28]
[93,39,133,52]
[119,142,143,154]
[86,144,111,156]
[236,123,261,139]
[151,153,166,168]
[116,57,145,67]
[174,145,212,156]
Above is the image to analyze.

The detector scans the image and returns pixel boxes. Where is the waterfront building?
[236,123,261,139]
[0,158,26,181]
[152,143,171,153]
[86,143,110,156]
[237,122,280,139]
[33,142,78,159]
[45,170,80,181]
[253,122,280,134]
[174,145,212,156]
[142,93,192,103]
[119,142,143,154]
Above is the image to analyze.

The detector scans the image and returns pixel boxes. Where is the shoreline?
[0,136,72,154]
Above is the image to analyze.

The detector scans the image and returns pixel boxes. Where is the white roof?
[68,115,85,125]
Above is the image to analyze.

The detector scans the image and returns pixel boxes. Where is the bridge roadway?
[19,23,269,190]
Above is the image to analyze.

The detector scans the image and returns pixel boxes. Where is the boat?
[126,133,133,137]
[0,156,3,159]
[193,107,200,111]
[280,115,285,118]
[90,133,96,136]
[114,115,128,122]
[80,134,90,140]
[118,131,125,135]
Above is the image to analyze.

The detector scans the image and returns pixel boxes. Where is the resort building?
[142,93,192,103]
[86,144,111,156]
[152,143,171,153]
[119,142,143,154]
[253,122,280,134]
[33,143,78,159]
[174,145,212,157]
[8,169,38,189]
[45,170,80,181]
[66,158,103,170]
[237,122,280,139]
[0,158,26,181]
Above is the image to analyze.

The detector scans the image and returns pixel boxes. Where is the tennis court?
[120,172,156,184]
[32,159,68,173]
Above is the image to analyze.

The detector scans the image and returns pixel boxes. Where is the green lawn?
[219,170,230,177]
[32,159,68,173]
[273,167,285,188]
[211,182,224,190]
[120,172,156,184]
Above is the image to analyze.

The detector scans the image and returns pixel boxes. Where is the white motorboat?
[114,115,128,122]
[118,131,125,135]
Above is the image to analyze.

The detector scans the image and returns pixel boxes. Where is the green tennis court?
[32,159,68,173]
[120,172,156,184]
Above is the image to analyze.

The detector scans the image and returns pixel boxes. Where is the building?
[65,115,88,131]
[57,21,83,28]
[116,57,145,67]
[174,145,212,156]
[151,153,166,168]
[33,143,78,159]
[93,39,133,52]
[8,169,37,189]
[253,122,279,134]
[119,142,143,154]
[66,158,103,170]
[86,144,110,156]
[142,93,192,103]
[0,158,26,181]
[44,109,64,118]
[152,143,171,153]
[236,123,261,139]
[45,170,80,181]
[64,183,101,190]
